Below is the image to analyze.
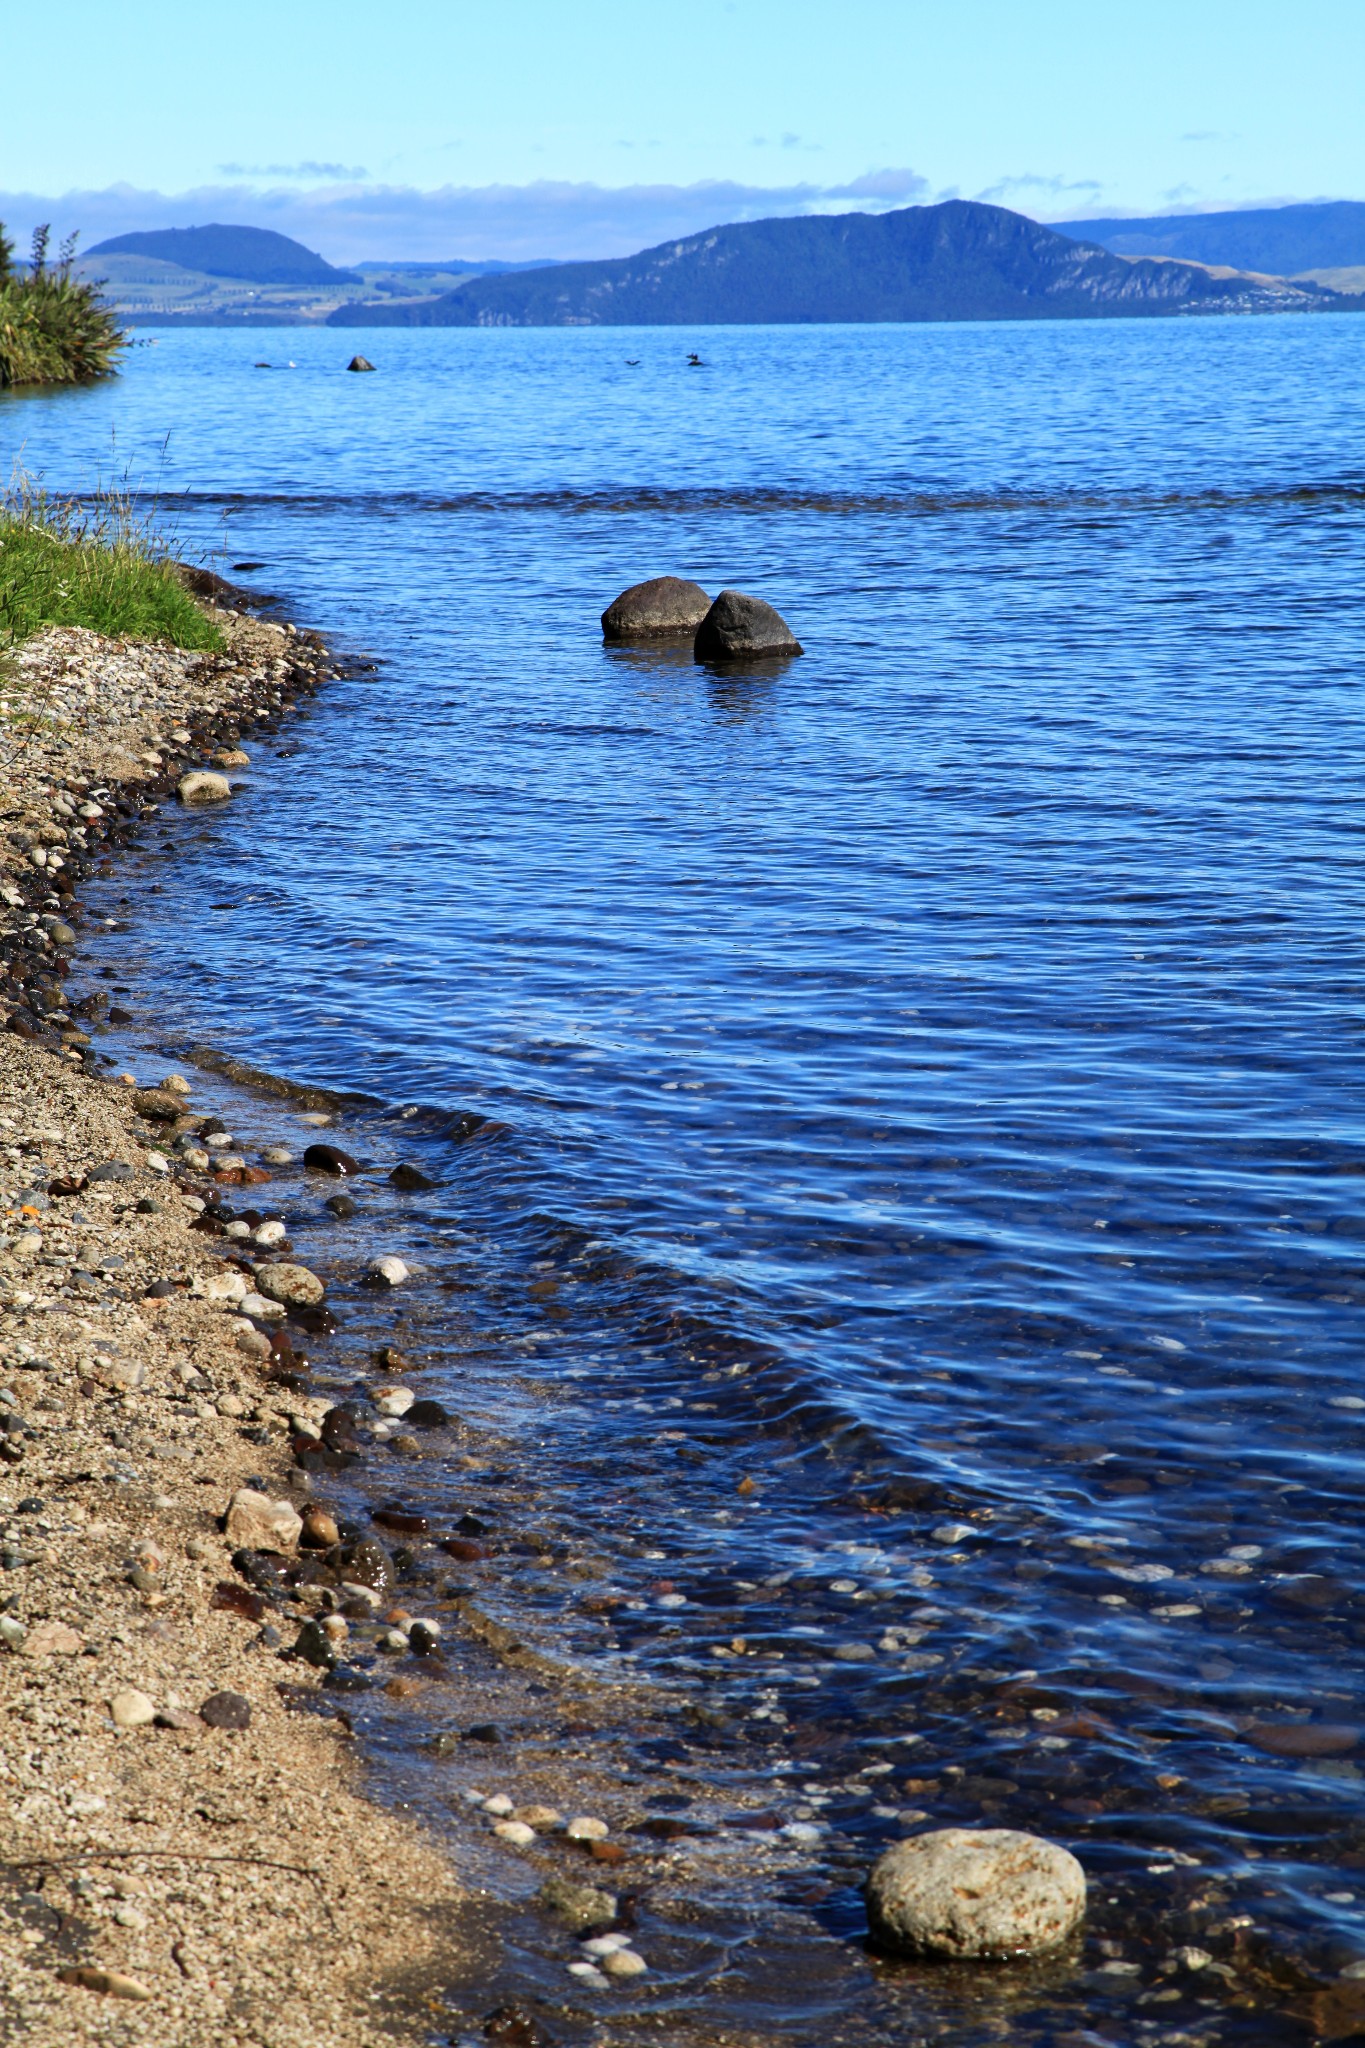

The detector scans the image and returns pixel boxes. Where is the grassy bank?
[0,223,125,388]
[0,486,224,651]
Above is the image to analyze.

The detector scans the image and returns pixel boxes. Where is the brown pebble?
[210,1581,266,1622]
[373,1505,429,1535]
[22,1620,83,1657]
[1246,1721,1359,1758]
[155,1706,200,1731]
[588,1840,629,1866]
[59,1965,153,2001]
[300,1503,341,1549]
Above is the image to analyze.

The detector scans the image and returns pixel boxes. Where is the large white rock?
[365,1254,410,1289]
[202,1269,248,1304]
[224,1488,302,1553]
[178,771,232,806]
[866,1828,1086,1959]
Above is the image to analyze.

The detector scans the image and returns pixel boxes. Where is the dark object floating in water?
[253,361,271,368]
[231,561,266,573]
[304,1142,362,1176]
[687,352,704,365]
[625,358,639,365]
[389,1162,436,1191]
[602,575,711,641]
[695,589,803,662]
[346,355,377,373]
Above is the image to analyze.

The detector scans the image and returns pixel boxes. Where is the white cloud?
[0,171,933,266]
[217,160,371,180]
[1039,191,1346,223]
[974,172,1105,203]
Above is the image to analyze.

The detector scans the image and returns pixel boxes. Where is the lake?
[6,312,1365,2042]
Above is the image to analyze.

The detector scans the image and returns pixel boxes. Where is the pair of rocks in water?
[601,576,802,661]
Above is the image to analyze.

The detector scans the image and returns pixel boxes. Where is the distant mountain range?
[1047,201,1365,284]
[78,228,559,321]
[326,200,1347,329]
[88,224,362,287]
[355,258,556,278]
[79,201,1365,330]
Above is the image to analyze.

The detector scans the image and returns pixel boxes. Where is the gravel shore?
[0,596,462,2043]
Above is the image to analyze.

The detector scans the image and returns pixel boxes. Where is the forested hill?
[1046,202,1365,278]
[89,224,361,287]
[326,200,1340,328]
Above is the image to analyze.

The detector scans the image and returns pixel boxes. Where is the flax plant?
[0,225,126,389]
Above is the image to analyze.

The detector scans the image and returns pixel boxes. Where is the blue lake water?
[6,315,1365,2042]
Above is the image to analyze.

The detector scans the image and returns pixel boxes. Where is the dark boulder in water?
[695,589,803,661]
[389,1161,436,1191]
[406,1398,450,1429]
[602,576,711,640]
[304,1142,361,1176]
[346,355,377,372]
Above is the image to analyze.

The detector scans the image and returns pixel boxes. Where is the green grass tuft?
[0,223,126,389]
[0,484,225,652]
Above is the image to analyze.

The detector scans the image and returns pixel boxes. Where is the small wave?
[93,478,1365,522]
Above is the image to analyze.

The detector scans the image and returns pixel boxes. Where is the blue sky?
[3,0,1363,262]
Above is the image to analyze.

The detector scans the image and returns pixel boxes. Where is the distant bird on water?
[687,352,704,366]
[626,358,640,365]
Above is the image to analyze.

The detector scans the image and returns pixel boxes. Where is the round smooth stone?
[867,1828,1086,1959]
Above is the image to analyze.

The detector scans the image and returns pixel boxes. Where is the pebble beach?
[0,597,467,2043]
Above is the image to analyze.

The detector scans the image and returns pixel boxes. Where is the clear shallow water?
[7,317,1365,2041]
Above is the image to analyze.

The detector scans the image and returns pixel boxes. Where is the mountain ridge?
[1046,201,1365,279]
[325,200,1343,329]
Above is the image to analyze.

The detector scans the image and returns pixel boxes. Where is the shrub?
[0,225,126,389]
